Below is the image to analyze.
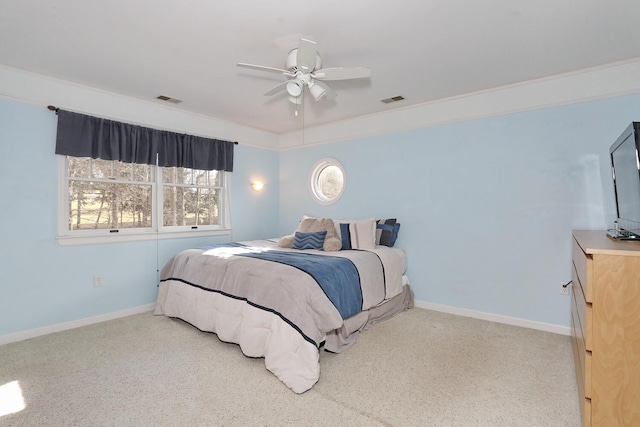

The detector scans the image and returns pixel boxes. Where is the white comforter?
[155,239,410,393]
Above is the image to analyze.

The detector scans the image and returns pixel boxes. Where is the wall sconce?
[251,181,264,191]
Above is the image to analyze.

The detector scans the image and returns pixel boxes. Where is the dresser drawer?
[571,292,592,399]
[572,237,593,303]
[572,263,592,351]
[571,310,592,427]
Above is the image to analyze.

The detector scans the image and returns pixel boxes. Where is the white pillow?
[334,218,376,250]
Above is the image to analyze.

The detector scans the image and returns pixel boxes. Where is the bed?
[154,219,413,393]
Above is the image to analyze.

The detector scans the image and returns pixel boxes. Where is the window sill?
[56,228,232,246]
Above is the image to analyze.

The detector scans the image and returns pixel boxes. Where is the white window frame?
[56,156,231,246]
[309,157,346,205]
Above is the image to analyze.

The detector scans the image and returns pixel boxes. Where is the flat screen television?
[609,122,640,239]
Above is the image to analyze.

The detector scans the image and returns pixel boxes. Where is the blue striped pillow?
[292,231,327,250]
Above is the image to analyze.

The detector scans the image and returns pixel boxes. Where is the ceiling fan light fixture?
[238,38,369,108]
[308,81,326,101]
[286,80,303,97]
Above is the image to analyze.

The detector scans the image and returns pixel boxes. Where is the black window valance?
[55,109,234,172]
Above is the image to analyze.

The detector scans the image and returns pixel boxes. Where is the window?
[162,167,222,228]
[310,158,346,205]
[58,156,230,245]
[67,157,153,231]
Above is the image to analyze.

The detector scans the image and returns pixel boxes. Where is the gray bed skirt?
[324,284,414,353]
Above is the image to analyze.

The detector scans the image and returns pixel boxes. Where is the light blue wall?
[0,98,279,336]
[4,91,640,337]
[228,143,280,241]
[279,94,640,327]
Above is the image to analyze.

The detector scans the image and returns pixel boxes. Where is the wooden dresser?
[571,230,640,426]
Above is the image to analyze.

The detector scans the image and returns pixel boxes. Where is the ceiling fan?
[237,38,371,105]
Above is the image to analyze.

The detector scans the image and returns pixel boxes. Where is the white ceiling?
[2,0,640,135]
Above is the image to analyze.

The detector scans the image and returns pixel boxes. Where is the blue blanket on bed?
[237,250,363,319]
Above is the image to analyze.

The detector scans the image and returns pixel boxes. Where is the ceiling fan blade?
[296,38,317,73]
[313,67,371,80]
[311,80,337,100]
[263,80,289,96]
[237,63,290,75]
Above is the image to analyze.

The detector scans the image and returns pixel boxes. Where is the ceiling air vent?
[381,95,405,104]
[156,95,183,104]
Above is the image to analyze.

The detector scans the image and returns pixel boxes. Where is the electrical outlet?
[94,275,103,288]
[560,283,569,295]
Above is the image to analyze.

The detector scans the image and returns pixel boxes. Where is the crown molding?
[278,57,640,150]
[0,65,279,150]
[5,58,640,153]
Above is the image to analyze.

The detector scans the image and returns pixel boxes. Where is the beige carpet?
[0,308,581,426]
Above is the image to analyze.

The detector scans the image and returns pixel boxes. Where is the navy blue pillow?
[390,223,400,247]
[292,231,327,250]
[376,218,398,247]
[339,223,352,250]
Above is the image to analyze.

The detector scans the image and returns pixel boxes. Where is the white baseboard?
[0,303,156,346]
[1,300,569,346]
[414,300,571,336]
